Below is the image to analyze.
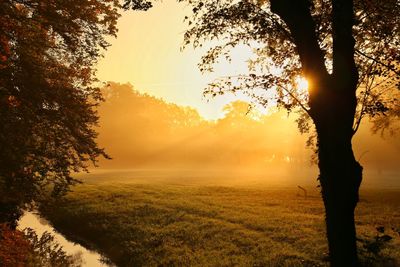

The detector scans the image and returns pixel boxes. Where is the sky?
[96,1,255,120]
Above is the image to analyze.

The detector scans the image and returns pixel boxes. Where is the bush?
[0,224,82,267]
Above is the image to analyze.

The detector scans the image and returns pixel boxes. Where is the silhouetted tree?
[0,0,119,227]
[124,0,400,265]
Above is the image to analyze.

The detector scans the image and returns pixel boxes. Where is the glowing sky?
[96,1,254,120]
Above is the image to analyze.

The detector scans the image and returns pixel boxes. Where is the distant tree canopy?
[98,83,310,169]
[97,83,400,172]
[0,0,119,226]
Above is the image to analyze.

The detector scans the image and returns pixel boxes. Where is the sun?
[296,77,309,92]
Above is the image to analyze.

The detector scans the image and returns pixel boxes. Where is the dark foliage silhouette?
[0,0,119,227]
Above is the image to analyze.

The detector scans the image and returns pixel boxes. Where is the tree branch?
[279,86,311,116]
[353,74,375,135]
[332,0,358,88]
[270,0,328,81]
[355,49,400,76]
[270,0,329,119]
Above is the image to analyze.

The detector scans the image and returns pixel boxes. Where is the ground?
[41,171,400,267]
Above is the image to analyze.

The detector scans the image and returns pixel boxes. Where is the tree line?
[97,82,399,174]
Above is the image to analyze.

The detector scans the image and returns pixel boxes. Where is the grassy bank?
[41,177,400,266]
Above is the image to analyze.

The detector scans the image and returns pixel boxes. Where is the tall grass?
[41,180,400,266]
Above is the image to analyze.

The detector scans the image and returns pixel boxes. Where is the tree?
[124,0,400,265]
[0,0,119,228]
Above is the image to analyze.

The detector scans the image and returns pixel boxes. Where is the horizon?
[90,82,400,189]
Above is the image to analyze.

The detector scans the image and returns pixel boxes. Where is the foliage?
[370,102,400,137]
[0,223,32,266]
[122,0,155,10]
[174,0,400,134]
[0,223,81,267]
[41,180,400,267]
[0,0,119,224]
[24,228,82,267]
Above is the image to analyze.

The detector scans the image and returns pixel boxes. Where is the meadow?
[41,171,400,267]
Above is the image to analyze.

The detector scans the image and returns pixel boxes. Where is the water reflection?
[18,212,111,267]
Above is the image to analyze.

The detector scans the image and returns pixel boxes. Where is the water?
[17,211,111,267]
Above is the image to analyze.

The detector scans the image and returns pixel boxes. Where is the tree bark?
[316,119,362,266]
[311,74,361,266]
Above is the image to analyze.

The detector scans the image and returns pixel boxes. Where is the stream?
[17,211,112,267]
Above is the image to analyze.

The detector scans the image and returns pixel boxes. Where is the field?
[41,171,400,267]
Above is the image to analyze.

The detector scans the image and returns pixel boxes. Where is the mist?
[94,82,400,187]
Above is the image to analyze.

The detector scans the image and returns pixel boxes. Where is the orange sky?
[96,1,257,120]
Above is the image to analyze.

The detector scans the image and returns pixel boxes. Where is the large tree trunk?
[317,128,362,266]
[313,87,362,266]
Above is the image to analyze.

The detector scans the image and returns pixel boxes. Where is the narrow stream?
[17,211,112,267]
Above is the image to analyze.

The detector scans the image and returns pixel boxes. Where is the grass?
[41,174,400,266]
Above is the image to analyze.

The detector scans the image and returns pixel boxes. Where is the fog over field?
[87,82,400,189]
